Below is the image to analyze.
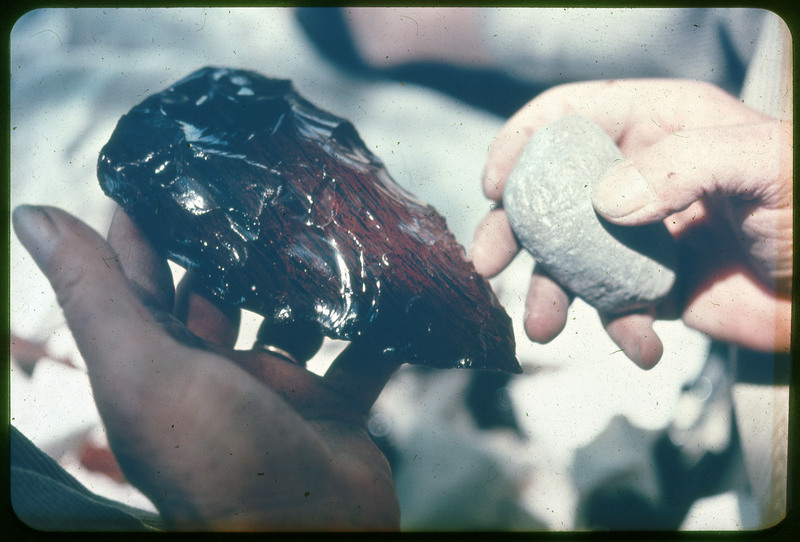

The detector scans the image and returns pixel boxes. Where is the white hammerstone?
[502,115,677,315]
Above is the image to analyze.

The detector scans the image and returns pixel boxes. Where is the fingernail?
[631,331,664,370]
[591,162,655,219]
[12,205,60,267]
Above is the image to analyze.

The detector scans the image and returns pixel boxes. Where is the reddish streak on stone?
[98,67,518,373]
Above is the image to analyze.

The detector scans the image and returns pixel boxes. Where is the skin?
[11,79,790,528]
[472,79,792,369]
[343,7,491,69]
[12,204,401,531]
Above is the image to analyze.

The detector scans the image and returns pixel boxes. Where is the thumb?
[591,121,789,225]
[12,205,177,375]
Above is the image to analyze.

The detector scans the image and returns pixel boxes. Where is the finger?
[254,319,325,365]
[482,80,638,200]
[482,79,772,201]
[323,340,400,414]
[482,117,536,201]
[470,208,519,277]
[107,206,175,311]
[591,120,791,225]
[600,311,663,370]
[12,205,179,375]
[524,267,572,343]
[174,271,240,349]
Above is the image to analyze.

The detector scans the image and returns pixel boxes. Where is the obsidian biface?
[98,66,519,373]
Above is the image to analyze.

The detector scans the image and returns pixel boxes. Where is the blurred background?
[9,7,786,530]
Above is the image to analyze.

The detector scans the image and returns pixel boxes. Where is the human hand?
[12,204,400,531]
[472,79,792,368]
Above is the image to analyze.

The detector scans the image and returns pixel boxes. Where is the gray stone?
[503,115,677,315]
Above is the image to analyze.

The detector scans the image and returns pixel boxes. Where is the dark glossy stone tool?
[98,67,519,373]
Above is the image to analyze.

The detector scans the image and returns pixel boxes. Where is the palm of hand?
[22,205,400,531]
[111,339,399,531]
[118,344,399,531]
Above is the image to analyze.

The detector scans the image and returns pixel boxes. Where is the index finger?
[483,80,631,201]
[482,78,767,201]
